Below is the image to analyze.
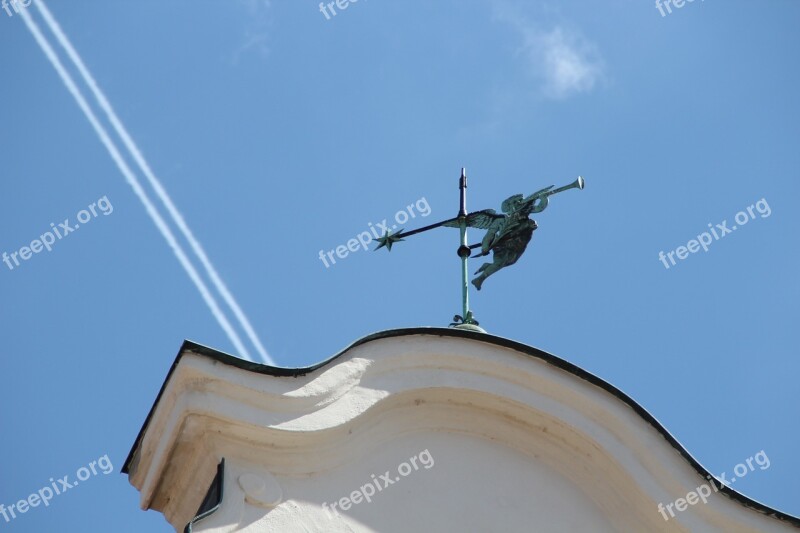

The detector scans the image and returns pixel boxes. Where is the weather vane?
[374,168,584,331]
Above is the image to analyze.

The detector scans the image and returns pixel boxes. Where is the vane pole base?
[451,323,487,333]
[449,310,485,332]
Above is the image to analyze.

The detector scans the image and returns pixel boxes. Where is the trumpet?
[525,176,584,213]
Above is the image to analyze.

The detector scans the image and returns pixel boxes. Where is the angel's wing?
[442,209,505,230]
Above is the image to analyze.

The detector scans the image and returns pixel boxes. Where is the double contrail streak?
[19,3,273,364]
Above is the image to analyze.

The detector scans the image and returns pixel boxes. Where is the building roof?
[122,327,800,529]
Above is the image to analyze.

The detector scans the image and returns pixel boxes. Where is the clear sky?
[1,0,798,531]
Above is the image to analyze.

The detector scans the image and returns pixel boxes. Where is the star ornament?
[373,229,405,251]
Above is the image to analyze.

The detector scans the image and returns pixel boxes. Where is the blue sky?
[1,0,798,530]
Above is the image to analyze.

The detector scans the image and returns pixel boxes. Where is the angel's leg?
[472,261,503,290]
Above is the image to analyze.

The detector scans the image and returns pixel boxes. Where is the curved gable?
[124,328,800,532]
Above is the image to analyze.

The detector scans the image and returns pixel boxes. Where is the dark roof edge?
[121,327,800,528]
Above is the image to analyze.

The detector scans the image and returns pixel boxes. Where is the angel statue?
[373,171,584,318]
[442,176,584,290]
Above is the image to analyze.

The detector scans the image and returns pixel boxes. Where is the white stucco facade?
[124,329,800,532]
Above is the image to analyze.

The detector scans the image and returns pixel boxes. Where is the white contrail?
[33,1,273,365]
[18,7,255,362]
[30,0,274,364]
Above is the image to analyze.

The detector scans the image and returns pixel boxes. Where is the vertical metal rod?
[458,168,469,321]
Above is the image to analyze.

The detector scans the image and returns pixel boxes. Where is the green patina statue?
[442,179,584,290]
[374,169,584,328]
